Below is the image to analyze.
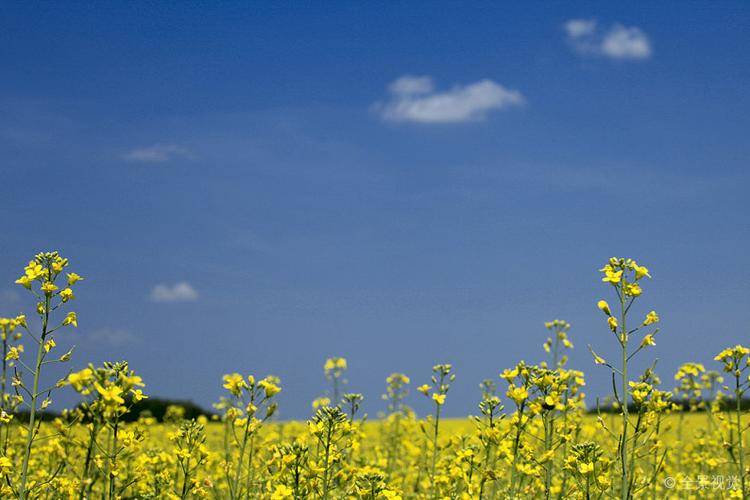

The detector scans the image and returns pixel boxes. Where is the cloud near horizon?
[375,76,524,123]
[123,143,193,163]
[565,19,652,60]
[150,282,199,302]
[87,327,139,346]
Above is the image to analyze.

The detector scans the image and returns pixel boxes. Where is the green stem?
[18,293,49,500]
[108,420,119,500]
[509,405,525,498]
[79,421,99,500]
[245,433,256,496]
[180,456,191,499]
[322,422,333,500]
[430,402,441,498]
[232,417,252,499]
[544,413,553,500]
[2,339,8,455]
[620,292,629,500]
[736,374,746,498]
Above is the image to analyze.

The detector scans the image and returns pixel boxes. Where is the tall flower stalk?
[714,345,750,499]
[12,252,82,500]
[324,357,347,407]
[217,372,280,499]
[590,257,659,500]
[417,363,453,498]
[383,373,410,477]
[542,319,574,499]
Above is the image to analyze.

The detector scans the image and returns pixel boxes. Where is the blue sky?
[1,2,749,418]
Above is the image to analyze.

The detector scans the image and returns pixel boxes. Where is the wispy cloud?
[123,143,193,163]
[150,282,199,303]
[374,75,524,124]
[86,327,139,346]
[565,20,652,60]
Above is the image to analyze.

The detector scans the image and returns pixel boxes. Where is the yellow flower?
[222,373,246,397]
[41,281,58,295]
[44,338,56,353]
[312,397,330,409]
[640,334,656,348]
[324,357,347,374]
[642,311,659,326]
[5,345,23,361]
[632,262,651,280]
[131,389,147,402]
[95,383,125,406]
[0,456,12,474]
[623,282,642,297]
[607,316,618,332]
[506,385,528,405]
[432,393,446,405]
[63,312,78,327]
[23,261,45,280]
[675,362,704,380]
[578,462,594,475]
[60,288,75,302]
[597,300,611,316]
[121,374,145,388]
[602,269,622,285]
[258,377,282,398]
[714,345,750,371]
[271,484,293,499]
[15,275,32,289]
[589,347,607,365]
[67,368,93,391]
[67,272,84,285]
[629,381,651,405]
[417,384,431,396]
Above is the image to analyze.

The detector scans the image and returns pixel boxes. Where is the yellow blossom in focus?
[67,272,84,285]
[507,385,528,405]
[44,338,56,352]
[640,334,656,348]
[631,262,651,280]
[60,288,75,302]
[643,311,659,326]
[597,300,611,316]
[607,316,618,332]
[602,269,622,285]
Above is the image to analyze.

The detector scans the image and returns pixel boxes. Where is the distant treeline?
[13,397,216,423]
[589,397,750,414]
[17,397,750,421]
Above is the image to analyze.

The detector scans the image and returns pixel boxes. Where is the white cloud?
[564,19,597,39]
[375,76,524,124]
[150,282,199,303]
[123,143,193,163]
[601,25,652,60]
[87,328,139,346]
[388,75,434,96]
[564,19,652,60]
